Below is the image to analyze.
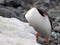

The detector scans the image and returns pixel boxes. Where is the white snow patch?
[0,16,40,45]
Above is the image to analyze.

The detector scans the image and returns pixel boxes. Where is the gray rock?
[0,8,17,18]
[0,0,4,3]
[55,17,60,22]
[6,6,27,22]
[48,9,60,18]
[17,7,23,11]
[54,26,60,32]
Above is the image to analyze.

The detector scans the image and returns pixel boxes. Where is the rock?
[0,8,17,18]
[55,17,60,22]
[54,26,60,32]
[0,5,5,8]
[0,0,4,4]
[17,7,23,10]
[48,9,60,18]
[6,6,27,22]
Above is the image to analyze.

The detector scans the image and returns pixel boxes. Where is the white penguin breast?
[25,8,51,38]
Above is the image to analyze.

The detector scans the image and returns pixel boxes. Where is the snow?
[0,16,40,45]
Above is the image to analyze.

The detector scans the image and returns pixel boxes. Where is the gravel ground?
[0,0,60,45]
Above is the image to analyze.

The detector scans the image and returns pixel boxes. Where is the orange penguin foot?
[44,38,49,43]
[35,33,40,40]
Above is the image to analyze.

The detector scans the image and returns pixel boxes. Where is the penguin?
[25,7,52,43]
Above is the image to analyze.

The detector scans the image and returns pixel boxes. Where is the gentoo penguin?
[25,8,52,42]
